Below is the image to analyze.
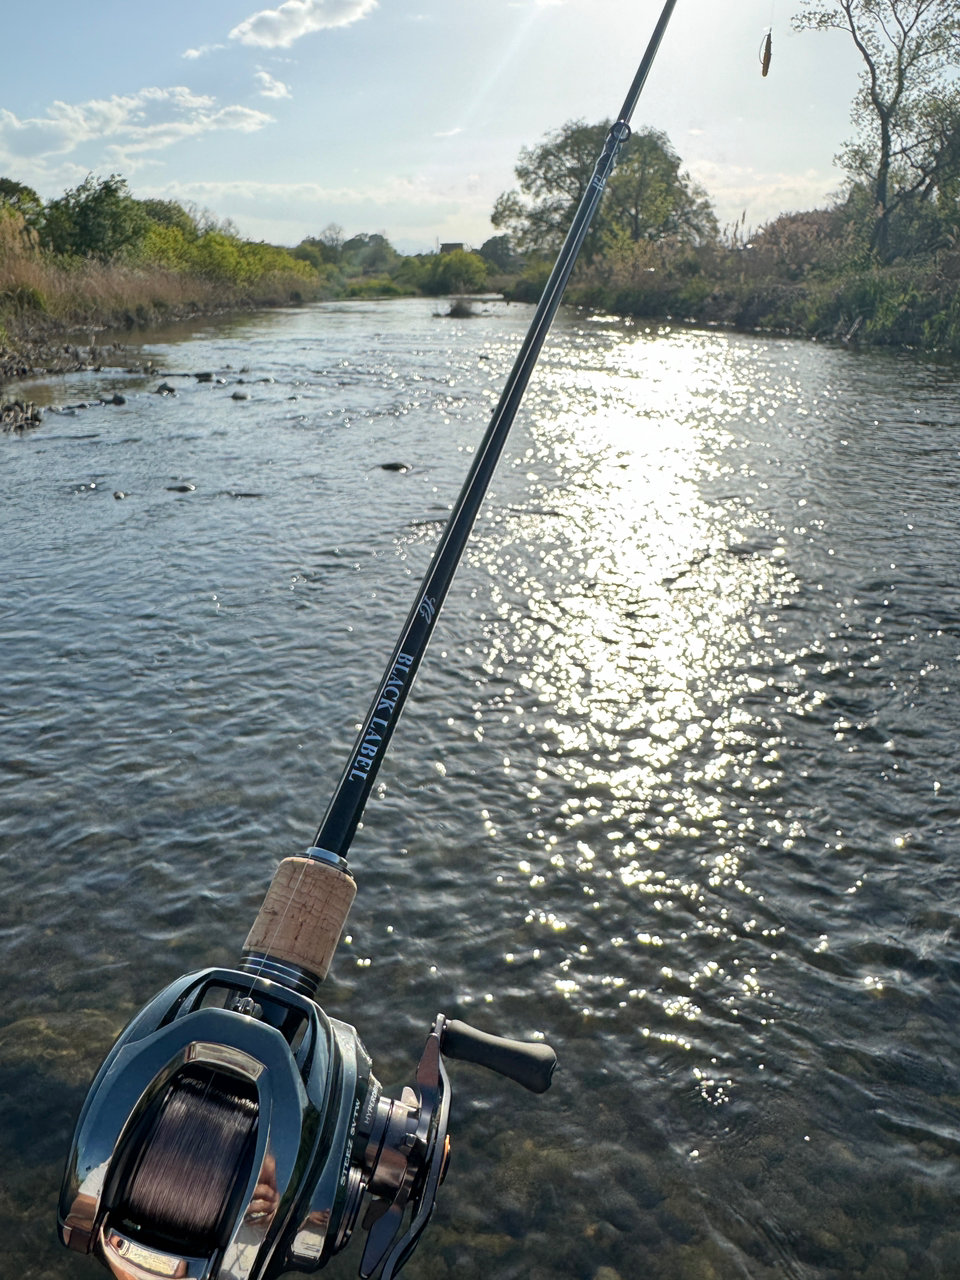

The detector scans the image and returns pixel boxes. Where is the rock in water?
[232,390,251,401]
[1,400,43,430]
[156,382,177,395]
[381,461,410,472]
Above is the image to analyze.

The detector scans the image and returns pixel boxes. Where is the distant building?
[439,242,465,254]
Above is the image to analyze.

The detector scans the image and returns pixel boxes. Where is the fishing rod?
[57,4,680,1280]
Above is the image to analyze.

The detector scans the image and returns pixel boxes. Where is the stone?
[232,390,251,401]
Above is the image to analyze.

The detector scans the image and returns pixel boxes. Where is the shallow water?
[3,298,960,1280]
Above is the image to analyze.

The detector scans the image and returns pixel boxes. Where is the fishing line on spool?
[123,1072,258,1241]
[123,849,315,1230]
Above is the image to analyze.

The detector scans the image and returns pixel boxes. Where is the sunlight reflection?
[477,329,801,1088]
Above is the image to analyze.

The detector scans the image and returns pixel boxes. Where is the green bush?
[422,249,487,295]
[42,175,150,260]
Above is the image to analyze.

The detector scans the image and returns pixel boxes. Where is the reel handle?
[441,1020,557,1094]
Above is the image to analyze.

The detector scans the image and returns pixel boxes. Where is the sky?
[0,0,866,253]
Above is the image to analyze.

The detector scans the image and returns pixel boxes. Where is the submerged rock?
[381,461,410,472]
[166,483,196,493]
[0,1010,127,1088]
[155,381,177,395]
[232,390,251,401]
[110,393,127,406]
[1,400,43,430]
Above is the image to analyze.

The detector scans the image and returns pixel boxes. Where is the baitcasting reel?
[59,851,557,1280]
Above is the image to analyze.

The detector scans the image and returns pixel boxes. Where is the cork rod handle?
[242,857,357,982]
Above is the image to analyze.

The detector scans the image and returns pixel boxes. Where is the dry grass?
[0,209,327,350]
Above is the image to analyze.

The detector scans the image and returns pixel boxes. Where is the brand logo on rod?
[347,652,415,784]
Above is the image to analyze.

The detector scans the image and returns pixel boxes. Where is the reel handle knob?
[441,1020,557,1094]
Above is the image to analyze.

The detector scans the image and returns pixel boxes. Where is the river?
[2,298,960,1280]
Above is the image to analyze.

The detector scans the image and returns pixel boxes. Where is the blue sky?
[0,0,864,252]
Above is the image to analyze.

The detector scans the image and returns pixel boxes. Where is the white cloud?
[182,43,225,59]
[434,127,463,138]
[0,87,272,172]
[255,71,293,98]
[138,175,492,247]
[230,0,377,48]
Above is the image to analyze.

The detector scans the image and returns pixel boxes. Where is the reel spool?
[122,1070,259,1245]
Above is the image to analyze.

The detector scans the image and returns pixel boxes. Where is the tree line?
[0,174,317,288]
[1,1,957,351]
[487,0,960,349]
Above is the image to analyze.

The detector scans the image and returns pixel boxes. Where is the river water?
[2,298,960,1280]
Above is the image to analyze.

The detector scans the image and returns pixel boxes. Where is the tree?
[140,198,199,238]
[42,174,150,260]
[425,249,487,295]
[492,121,716,256]
[294,223,346,268]
[341,232,400,275]
[794,1,960,260]
[0,178,43,227]
[479,234,520,273]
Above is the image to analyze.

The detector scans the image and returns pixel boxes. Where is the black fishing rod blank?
[314,0,680,863]
[57,5,680,1280]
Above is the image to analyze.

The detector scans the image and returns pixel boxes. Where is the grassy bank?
[0,183,498,384]
[500,219,960,355]
[7,169,960,390]
[0,198,337,382]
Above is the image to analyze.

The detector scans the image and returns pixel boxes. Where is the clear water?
[3,299,960,1280]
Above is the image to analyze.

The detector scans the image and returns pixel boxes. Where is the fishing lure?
[760,29,773,77]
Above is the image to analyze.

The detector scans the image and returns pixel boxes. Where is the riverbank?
[0,192,339,386]
[551,232,960,356]
[0,266,334,387]
[501,252,960,355]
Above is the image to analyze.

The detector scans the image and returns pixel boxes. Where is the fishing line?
[123,1073,257,1242]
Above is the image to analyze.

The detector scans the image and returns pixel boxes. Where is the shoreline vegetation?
[3,189,958,394]
[3,6,960,391]
[3,89,960,399]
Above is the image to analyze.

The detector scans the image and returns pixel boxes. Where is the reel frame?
[59,968,453,1280]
